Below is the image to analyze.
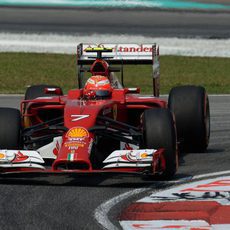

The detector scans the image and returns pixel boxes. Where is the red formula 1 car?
[0,44,210,179]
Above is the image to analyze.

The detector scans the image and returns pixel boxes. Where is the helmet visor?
[95,90,111,97]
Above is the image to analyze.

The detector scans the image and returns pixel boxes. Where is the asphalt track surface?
[0,7,230,38]
[0,95,229,230]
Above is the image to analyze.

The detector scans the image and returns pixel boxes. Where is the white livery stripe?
[0,163,44,169]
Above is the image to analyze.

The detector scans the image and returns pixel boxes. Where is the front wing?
[0,148,165,176]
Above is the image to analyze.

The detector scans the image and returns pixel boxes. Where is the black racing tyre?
[168,85,210,153]
[25,84,63,100]
[142,108,177,179]
[0,108,22,149]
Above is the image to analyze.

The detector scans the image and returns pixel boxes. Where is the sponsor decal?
[64,141,85,148]
[82,44,156,62]
[65,127,89,149]
[65,142,81,148]
[146,178,230,204]
[0,152,5,159]
[68,145,79,151]
[84,44,154,53]
[140,152,148,158]
[71,114,89,122]
[117,45,153,53]
[182,179,230,192]
[12,151,29,163]
[150,191,230,203]
[66,127,89,139]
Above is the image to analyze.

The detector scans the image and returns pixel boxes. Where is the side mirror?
[44,87,63,95]
[124,88,140,94]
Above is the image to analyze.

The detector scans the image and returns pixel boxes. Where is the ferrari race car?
[0,44,210,179]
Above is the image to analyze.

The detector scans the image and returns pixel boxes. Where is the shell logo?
[0,152,5,159]
[66,127,89,139]
[141,152,148,158]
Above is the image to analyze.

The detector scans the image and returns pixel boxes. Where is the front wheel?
[0,108,22,149]
[168,85,210,153]
[142,108,177,179]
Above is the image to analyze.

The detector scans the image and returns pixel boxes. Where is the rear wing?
[76,43,160,96]
[77,43,158,64]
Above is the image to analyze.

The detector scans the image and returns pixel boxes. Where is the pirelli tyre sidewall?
[143,108,177,179]
[0,108,22,149]
[168,85,210,153]
[25,84,63,100]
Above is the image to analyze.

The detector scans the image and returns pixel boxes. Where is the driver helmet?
[83,75,112,99]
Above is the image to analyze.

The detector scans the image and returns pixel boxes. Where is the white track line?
[208,94,230,97]
[94,188,151,230]
[193,170,230,180]
[1,33,230,57]
[94,170,230,230]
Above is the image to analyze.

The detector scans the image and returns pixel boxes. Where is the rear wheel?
[0,108,22,149]
[168,85,210,153]
[142,108,177,179]
[25,84,63,100]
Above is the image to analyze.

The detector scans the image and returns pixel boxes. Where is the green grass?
[0,53,229,94]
